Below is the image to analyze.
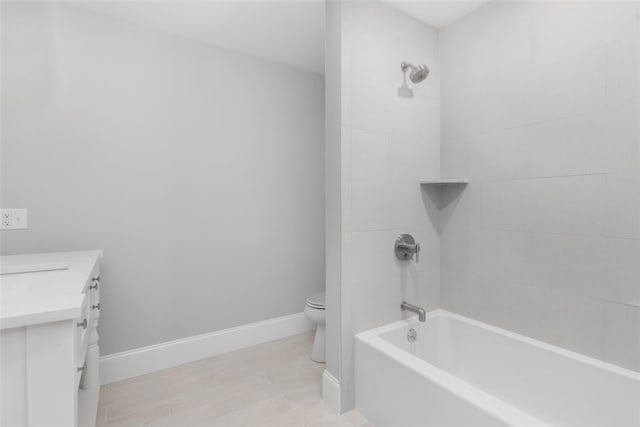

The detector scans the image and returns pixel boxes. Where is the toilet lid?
[306,291,325,309]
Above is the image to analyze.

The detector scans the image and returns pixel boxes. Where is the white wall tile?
[390,94,440,141]
[470,106,639,180]
[392,182,429,228]
[465,276,607,360]
[350,230,398,334]
[441,96,472,144]
[605,101,640,176]
[606,35,640,107]
[348,19,393,134]
[341,0,442,409]
[481,175,607,237]
[350,128,389,181]
[607,239,640,307]
[389,133,439,182]
[341,11,353,128]
[440,22,477,143]
[473,120,591,180]
[469,229,640,307]
[478,64,533,132]
[531,1,638,64]
[350,180,393,232]
[605,302,640,372]
[392,184,441,274]
[528,47,606,125]
[395,251,440,313]
[470,230,607,297]
[606,174,640,239]
[341,125,352,233]
[350,89,393,135]
[479,45,606,132]
[476,9,532,80]
[441,136,469,179]
[450,276,605,359]
[441,0,640,370]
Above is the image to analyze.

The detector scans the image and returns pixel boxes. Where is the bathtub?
[355,310,640,427]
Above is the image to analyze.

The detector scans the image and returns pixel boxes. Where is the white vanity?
[1,251,102,427]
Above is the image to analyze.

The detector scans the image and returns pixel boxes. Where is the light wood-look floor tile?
[97,332,372,427]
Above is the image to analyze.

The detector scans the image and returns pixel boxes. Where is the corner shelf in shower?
[420,179,469,216]
[419,178,469,186]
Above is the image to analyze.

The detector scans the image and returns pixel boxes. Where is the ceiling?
[74,1,489,75]
[382,0,490,28]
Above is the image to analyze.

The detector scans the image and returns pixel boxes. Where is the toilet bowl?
[304,291,326,363]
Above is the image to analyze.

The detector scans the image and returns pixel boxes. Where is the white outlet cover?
[0,209,28,230]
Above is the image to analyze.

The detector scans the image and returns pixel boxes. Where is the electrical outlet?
[0,209,28,230]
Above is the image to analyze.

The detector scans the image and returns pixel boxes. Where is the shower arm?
[401,62,415,73]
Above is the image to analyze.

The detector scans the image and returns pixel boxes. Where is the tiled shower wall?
[440,1,640,371]
[339,0,441,409]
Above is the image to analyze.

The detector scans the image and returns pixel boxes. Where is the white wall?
[339,0,441,410]
[1,2,325,356]
[440,1,640,372]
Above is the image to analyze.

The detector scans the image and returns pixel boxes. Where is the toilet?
[304,291,326,362]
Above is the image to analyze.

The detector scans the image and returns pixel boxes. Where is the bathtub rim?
[358,309,640,381]
[355,309,640,427]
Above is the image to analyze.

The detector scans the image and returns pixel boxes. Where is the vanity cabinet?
[1,251,102,427]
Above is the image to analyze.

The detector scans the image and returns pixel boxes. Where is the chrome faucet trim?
[401,301,426,322]
[395,234,421,262]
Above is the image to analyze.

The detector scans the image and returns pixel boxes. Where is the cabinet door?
[26,321,77,427]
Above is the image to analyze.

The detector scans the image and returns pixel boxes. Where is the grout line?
[472,172,609,183]
[468,272,640,310]
[477,225,640,241]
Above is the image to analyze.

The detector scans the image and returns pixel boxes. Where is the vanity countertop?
[0,250,102,330]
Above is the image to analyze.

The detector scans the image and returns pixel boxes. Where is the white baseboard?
[100,312,314,384]
[322,369,341,413]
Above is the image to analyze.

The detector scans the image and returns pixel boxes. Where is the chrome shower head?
[401,62,429,83]
[398,62,429,98]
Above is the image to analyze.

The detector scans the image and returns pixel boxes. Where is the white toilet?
[304,291,326,363]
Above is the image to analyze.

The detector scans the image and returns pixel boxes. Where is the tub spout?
[401,301,426,322]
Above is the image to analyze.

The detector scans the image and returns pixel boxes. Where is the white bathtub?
[355,310,640,427]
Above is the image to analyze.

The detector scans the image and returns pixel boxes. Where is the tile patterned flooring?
[97,332,372,426]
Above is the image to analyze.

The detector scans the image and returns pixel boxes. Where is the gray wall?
[440,1,640,372]
[1,2,325,355]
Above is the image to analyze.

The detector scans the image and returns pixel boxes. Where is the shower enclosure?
[324,0,640,419]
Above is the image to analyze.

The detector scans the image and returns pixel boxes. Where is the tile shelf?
[419,179,469,186]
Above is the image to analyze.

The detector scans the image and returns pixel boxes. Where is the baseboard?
[322,369,341,413]
[100,312,314,384]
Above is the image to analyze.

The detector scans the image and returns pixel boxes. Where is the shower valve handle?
[395,234,420,263]
[401,242,420,263]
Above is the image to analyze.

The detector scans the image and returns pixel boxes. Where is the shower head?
[398,62,429,98]
[401,62,429,83]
